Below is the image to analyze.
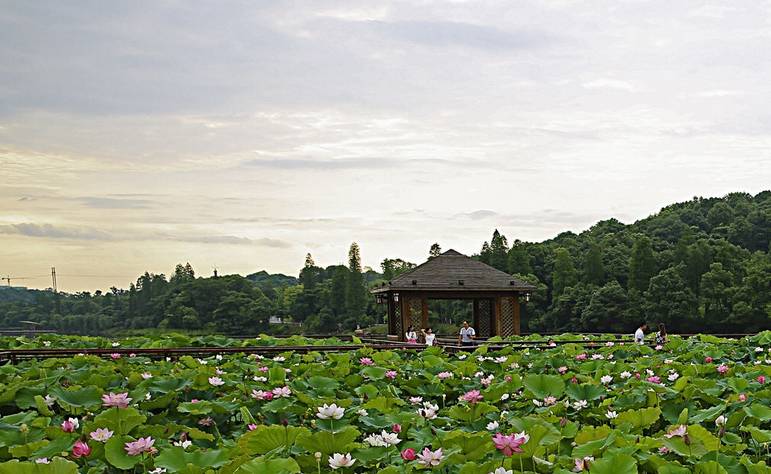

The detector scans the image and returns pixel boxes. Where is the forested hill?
[0,191,768,334]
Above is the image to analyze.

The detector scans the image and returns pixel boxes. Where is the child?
[405,326,418,343]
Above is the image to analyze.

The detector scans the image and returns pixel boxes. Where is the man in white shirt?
[458,321,476,346]
[634,323,648,345]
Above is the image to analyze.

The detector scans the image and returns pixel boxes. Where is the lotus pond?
[1,333,770,474]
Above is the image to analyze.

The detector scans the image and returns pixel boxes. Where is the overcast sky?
[1,0,770,292]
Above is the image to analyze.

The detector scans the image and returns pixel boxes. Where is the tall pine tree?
[429,243,442,259]
[489,230,509,271]
[345,243,366,325]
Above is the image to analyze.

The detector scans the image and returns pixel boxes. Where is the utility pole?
[51,267,57,293]
[52,267,61,314]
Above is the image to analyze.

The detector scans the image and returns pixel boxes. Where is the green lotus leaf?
[523,374,565,399]
[237,424,309,455]
[154,446,230,471]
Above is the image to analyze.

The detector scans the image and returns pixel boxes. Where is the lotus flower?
[392,423,401,433]
[705,356,713,363]
[487,421,500,431]
[89,428,113,442]
[665,425,687,438]
[61,418,79,432]
[110,353,121,359]
[605,410,618,419]
[600,375,613,384]
[208,376,224,386]
[125,436,155,456]
[272,386,292,398]
[416,447,443,467]
[328,453,355,469]
[715,415,727,427]
[386,370,397,380]
[317,403,345,420]
[247,424,257,431]
[758,375,766,384]
[460,390,483,404]
[558,366,568,374]
[739,393,747,402]
[620,371,632,379]
[437,371,453,379]
[647,376,661,384]
[409,396,423,405]
[35,458,50,464]
[490,468,513,474]
[401,448,416,460]
[71,440,91,458]
[418,402,439,419]
[141,372,152,379]
[492,433,526,456]
[359,357,374,366]
[573,456,594,472]
[102,392,132,408]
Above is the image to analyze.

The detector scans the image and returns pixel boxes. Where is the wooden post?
[513,295,521,335]
[421,298,428,330]
[472,299,479,331]
[493,297,502,336]
[401,296,410,340]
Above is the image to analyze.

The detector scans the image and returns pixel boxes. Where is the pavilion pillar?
[400,296,410,340]
[472,299,479,329]
[513,294,521,335]
[493,297,502,336]
[421,298,428,330]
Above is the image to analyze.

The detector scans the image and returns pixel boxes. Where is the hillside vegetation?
[0,191,768,334]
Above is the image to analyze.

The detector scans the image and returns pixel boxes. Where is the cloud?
[0,222,290,248]
[582,79,637,92]
[0,223,113,240]
[242,157,467,170]
[361,20,557,51]
[77,196,154,209]
[457,210,499,220]
[692,90,744,98]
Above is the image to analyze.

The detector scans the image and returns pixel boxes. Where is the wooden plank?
[513,295,521,335]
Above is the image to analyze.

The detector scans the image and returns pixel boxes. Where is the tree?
[583,242,605,285]
[583,281,629,332]
[700,262,733,322]
[330,267,348,318]
[300,253,320,290]
[508,241,533,275]
[479,242,492,265]
[381,258,416,280]
[429,243,442,259]
[644,265,697,332]
[628,235,656,293]
[489,230,509,271]
[552,248,578,298]
[345,243,367,326]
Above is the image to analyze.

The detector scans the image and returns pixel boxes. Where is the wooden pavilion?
[371,249,536,340]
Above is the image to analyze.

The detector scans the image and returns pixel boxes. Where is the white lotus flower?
[317,403,344,420]
[600,375,613,385]
[715,415,727,427]
[487,421,500,431]
[572,400,588,411]
[328,453,355,469]
[490,468,513,474]
[620,371,632,379]
[605,410,618,419]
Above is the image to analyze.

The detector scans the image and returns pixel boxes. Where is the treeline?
[0,191,768,335]
[479,191,770,333]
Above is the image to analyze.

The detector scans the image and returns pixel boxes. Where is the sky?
[1,0,770,292]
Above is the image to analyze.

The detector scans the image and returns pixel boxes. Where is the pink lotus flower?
[558,366,568,374]
[705,356,713,363]
[61,418,78,433]
[247,424,257,431]
[251,390,273,400]
[110,353,121,359]
[758,375,766,384]
[124,436,155,456]
[492,432,528,456]
[191,399,199,403]
[258,366,269,372]
[208,376,224,386]
[504,375,513,382]
[659,446,670,454]
[71,440,91,458]
[102,392,132,409]
[575,353,587,361]
[359,357,374,366]
[386,370,397,380]
[544,396,557,406]
[437,371,453,380]
[647,376,661,384]
[416,447,443,467]
[89,428,113,442]
[272,386,292,398]
[392,424,401,433]
[717,364,729,375]
[665,425,687,438]
[574,456,593,472]
[739,393,747,402]
[460,390,483,404]
[655,345,664,350]
[570,376,578,384]
[401,447,416,460]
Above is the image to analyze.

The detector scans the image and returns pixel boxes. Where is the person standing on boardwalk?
[405,326,418,343]
[655,323,668,345]
[458,321,476,347]
[422,327,436,347]
[634,322,648,345]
